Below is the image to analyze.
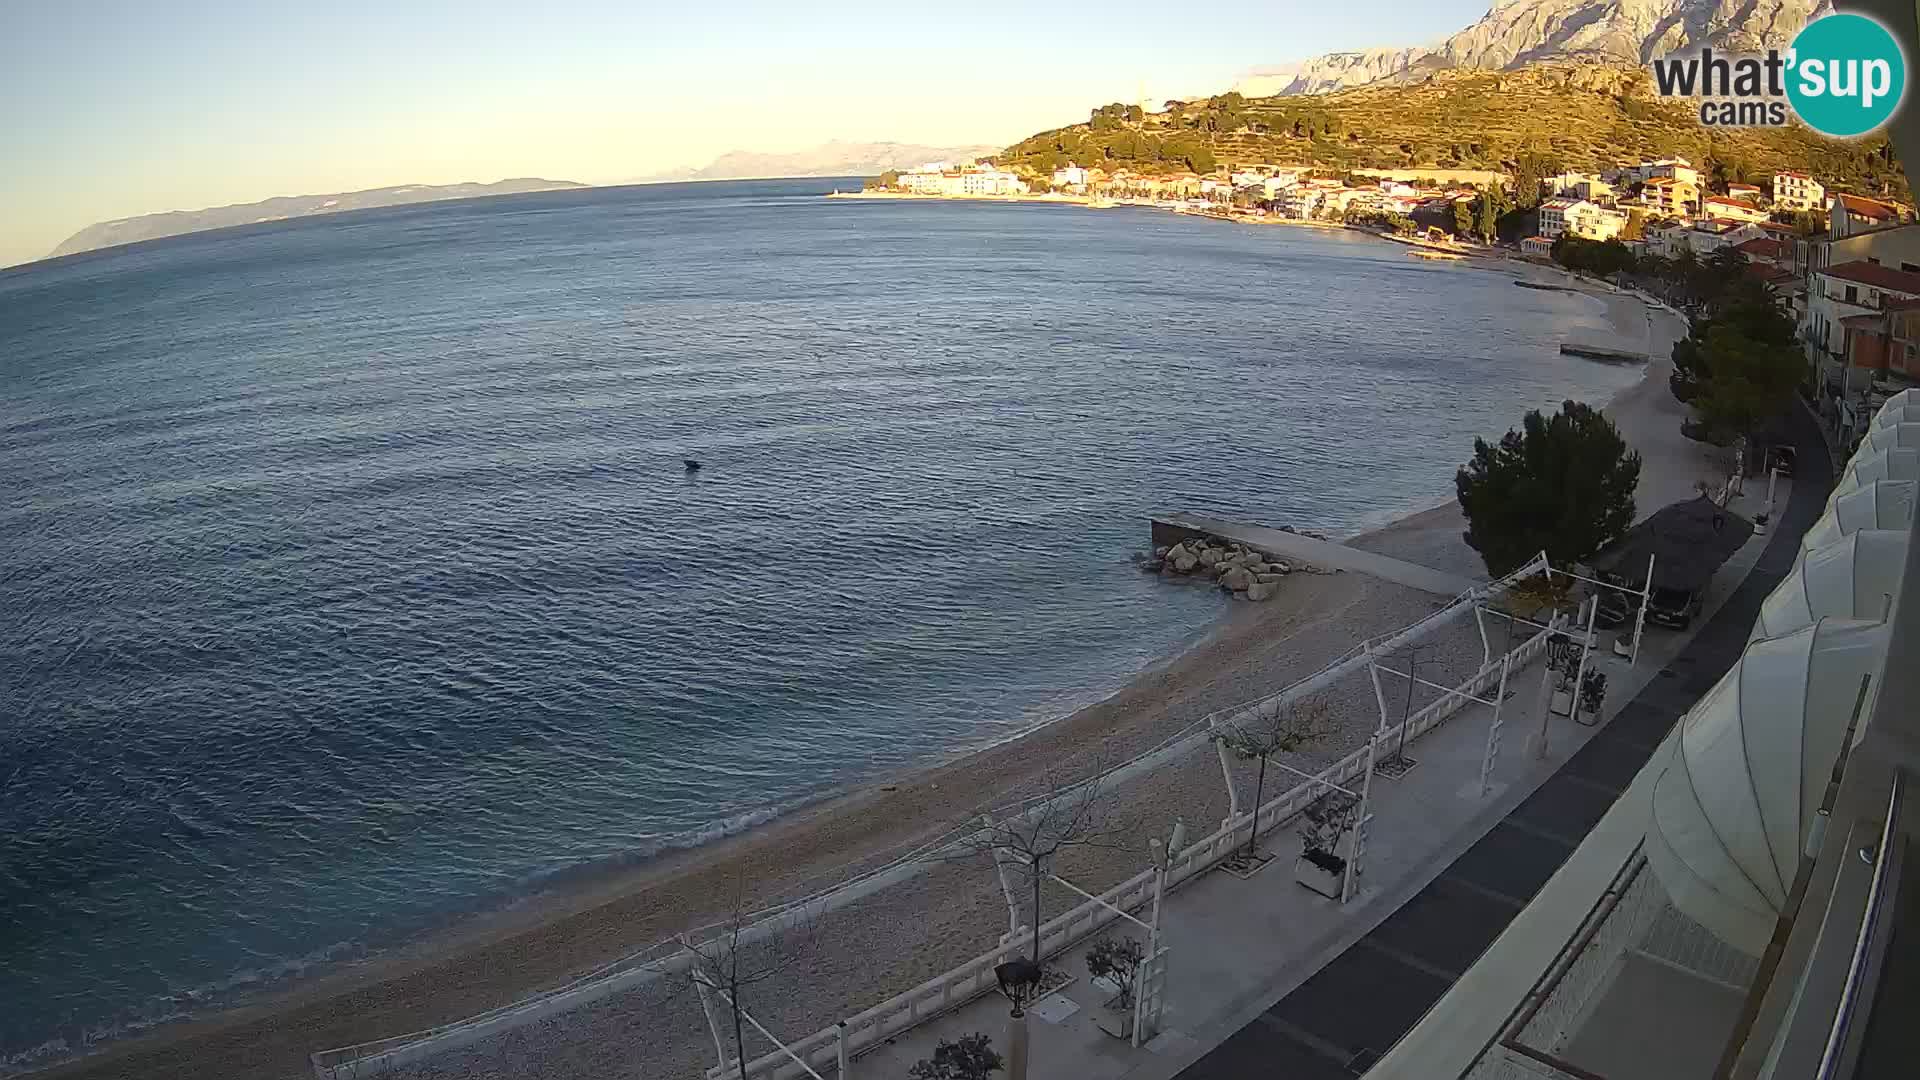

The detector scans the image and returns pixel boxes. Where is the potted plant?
[1753,511,1770,536]
[1085,935,1146,1038]
[1580,669,1608,721]
[1293,790,1358,898]
[911,1033,1004,1080]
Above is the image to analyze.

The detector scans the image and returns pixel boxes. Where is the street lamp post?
[995,959,1043,1080]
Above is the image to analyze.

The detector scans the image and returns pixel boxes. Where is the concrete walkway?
[1151,513,1484,598]
[851,472,1797,1080]
[1170,409,1828,1080]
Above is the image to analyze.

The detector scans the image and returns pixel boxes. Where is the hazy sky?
[0,0,1490,266]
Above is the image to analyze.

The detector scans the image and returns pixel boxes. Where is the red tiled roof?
[1758,222,1797,235]
[1776,171,1813,180]
[1706,196,1760,210]
[1836,193,1899,219]
[1821,260,1920,294]
[1734,237,1790,259]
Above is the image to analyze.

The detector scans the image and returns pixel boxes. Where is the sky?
[0,0,1491,267]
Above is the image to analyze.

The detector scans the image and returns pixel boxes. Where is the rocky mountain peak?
[1236,0,1830,96]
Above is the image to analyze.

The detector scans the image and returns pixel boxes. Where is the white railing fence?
[706,623,1558,1080]
[316,557,1557,1080]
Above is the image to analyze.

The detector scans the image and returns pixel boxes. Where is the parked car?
[1646,586,1702,629]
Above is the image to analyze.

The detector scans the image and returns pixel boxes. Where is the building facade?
[1832,192,1902,238]
[1773,170,1826,211]
[1702,195,1768,224]
[1640,177,1699,218]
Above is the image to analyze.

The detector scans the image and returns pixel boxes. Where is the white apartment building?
[897,167,1030,196]
[1549,171,1614,202]
[1258,173,1300,199]
[1647,218,1764,258]
[1702,195,1769,224]
[1773,170,1827,211]
[1570,203,1628,241]
[1541,198,1630,242]
[1050,165,1089,189]
[1622,157,1700,187]
[1536,198,1578,238]
[1805,259,1920,360]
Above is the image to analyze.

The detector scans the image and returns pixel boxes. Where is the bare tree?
[1085,935,1145,1009]
[1211,696,1334,862]
[940,774,1130,970]
[679,883,821,1080]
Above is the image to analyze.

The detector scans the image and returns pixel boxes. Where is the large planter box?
[1293,849,1346,899]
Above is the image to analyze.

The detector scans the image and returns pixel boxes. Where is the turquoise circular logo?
[1787,13,1906,137]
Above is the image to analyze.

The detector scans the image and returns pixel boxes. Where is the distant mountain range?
[48,178,587,260]
[1234,0,1826,96]
[642,141,999,182]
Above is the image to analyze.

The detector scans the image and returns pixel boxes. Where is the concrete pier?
[1151,512,1483,598]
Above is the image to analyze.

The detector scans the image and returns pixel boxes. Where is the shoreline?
[29,239,1677,1080]
[825,188,1454,238]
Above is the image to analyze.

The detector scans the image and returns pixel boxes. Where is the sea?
[0,178,1642,1067]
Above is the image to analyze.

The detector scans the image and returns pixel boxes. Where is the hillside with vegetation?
[996,65,1907,201]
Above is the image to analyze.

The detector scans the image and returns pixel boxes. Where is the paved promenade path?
[1163,405,1830,1079]
[1152,513,1484,598]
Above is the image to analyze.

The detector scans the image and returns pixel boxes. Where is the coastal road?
[1162,404,1830,1079]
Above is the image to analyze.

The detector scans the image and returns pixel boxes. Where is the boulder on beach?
[1221,566,1254,591]
[1153,545,1170,559]
[1247,581,1277,601]
[1142,559,1164,573]
[1255,572,1286,585]
[1173,551,1199,572]
[1198,547,1223,568]
[1272,561,1291,574]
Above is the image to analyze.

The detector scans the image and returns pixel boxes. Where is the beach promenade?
[32,251,1692,1080]
[834,459,1799,1080]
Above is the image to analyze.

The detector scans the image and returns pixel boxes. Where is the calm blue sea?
[0,178,1639,1064]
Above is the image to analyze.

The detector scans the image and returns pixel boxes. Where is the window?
[1847,285,1859,303]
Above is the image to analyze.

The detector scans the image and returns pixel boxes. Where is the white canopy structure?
[1858,422,1920,456]
[1830,447,1920,502]
[1800,480,1918,556]
[1873,388,1920,420]
[1752,531,1909,641]
[1871,404,1920,430]
[1646,619,1890,954]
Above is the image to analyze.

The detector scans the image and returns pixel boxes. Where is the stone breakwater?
[1142,533,1323,600]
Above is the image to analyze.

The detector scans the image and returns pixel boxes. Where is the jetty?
[1560,341,1649,364]
[1150,512,1483,597]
